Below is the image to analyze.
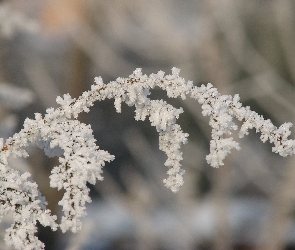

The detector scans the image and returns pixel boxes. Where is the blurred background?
[1,0,295,249]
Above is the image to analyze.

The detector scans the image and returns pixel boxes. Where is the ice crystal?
[1,68,295,249]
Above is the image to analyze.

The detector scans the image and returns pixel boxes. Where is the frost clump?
[1,68,295,249]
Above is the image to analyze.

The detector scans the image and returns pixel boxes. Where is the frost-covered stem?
[0,166,57,249]
[1,68,295,249]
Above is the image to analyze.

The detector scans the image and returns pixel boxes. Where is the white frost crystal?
[1,68,295,249]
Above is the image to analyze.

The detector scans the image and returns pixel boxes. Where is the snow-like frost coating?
[1,68,295,249]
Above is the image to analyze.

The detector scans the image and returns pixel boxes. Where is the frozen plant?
[0,68,295,249]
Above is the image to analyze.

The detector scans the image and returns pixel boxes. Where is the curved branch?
[1,68,295,249]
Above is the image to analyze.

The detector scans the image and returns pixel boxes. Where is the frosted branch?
[1,68,295,249]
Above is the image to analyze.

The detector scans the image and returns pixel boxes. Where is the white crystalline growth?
[1,68,295,249]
